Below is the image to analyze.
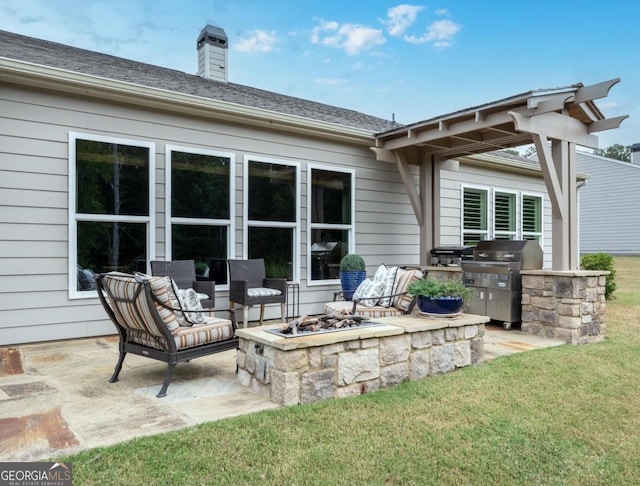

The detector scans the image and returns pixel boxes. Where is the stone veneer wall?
[236,318,485,406]
[423,266,463,282]
[521,270,608,345]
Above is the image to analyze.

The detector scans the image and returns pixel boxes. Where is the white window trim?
[307,164,356,287]
[460,184,489,245]
[520,191,544,244]
[492,188,519,240]
[165,145,235,289]
[68,132,155,299]
[243,154,301,283]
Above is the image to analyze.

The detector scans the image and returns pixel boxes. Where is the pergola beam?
[588,115,629,133]
[573,78,620,103]
[509,110,598,148]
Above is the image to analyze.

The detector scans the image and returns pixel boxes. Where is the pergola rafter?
[373,79,628,270]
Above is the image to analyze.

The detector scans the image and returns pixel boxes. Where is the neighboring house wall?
[0,83,421,345]
[576,150,640,255]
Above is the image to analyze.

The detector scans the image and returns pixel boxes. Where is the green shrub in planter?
[339,254,366,301]
[407,277,474,315]
[407,277,474,302]
[339,254,366,272]
[580,252,617,299]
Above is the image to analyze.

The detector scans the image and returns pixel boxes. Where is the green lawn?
[61,257,640,485]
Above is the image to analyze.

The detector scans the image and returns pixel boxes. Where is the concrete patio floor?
[0,323,565,462]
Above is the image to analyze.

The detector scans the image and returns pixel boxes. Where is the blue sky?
[1,0,637,149]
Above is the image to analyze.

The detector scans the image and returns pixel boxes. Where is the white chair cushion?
[247,287,282,297]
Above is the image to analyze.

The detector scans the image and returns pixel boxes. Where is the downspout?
[576,179,587,260]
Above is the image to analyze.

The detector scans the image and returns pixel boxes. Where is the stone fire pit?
[236,313,489,406]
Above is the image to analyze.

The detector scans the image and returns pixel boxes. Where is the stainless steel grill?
[430,246,474,266]
[461,240,543,329]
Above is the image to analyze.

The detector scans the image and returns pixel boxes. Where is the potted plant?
[339,254,366,301]
[406,277,473,316]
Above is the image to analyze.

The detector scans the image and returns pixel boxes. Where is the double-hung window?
[245,156,299,281]
[69,133,154,297]
[166,146,233,285]
[308,166,355,283]
[462,186,489,245]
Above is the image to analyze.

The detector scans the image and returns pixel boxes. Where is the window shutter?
[463,188,488,245]
[522,195,542,242]
[494,192,516,239]
[522,195,541,233]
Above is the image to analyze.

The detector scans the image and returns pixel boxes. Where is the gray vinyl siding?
[0,83,418,345]
[576,151,640,255]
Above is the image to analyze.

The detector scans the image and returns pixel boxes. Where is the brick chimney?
[197,25,228,82]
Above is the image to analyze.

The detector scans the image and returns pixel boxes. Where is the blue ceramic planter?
[340,271,366,301]
[417,295,464,315]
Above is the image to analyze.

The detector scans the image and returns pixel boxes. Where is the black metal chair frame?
[150,259,215,308]
[96,273,238,398]
[228,258,287,328]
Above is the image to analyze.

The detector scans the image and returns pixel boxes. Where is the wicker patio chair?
[96,272,238,398]
[150,259,215,308]
[228,258,287,328]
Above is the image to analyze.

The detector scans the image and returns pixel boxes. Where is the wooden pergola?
[372,79,627,271]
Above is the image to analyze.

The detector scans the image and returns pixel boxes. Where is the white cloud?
[311,19,385,55]
[404,19,461,47]
[315,78,347,86]
[234,29,277,53]
[383,4,425,36]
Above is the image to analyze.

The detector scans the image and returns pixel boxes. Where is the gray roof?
[0,29,401,133]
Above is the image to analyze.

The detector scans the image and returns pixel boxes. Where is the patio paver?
[0,324,564,461]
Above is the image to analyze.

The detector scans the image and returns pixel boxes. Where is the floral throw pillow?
[177,288,207,325]
[353,278,386,308]
[373,264,398,307]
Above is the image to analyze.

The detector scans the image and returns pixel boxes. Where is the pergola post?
[548,139,579,270]
[418,153,441,265]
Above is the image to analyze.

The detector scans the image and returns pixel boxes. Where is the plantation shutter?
[494,192,516,240]
[522,195,542,242]
[463,187,488,246]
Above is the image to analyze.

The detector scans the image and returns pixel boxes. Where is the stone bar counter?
[411,265,608,345]
[521,269,608,345]
[235,313,489,406]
